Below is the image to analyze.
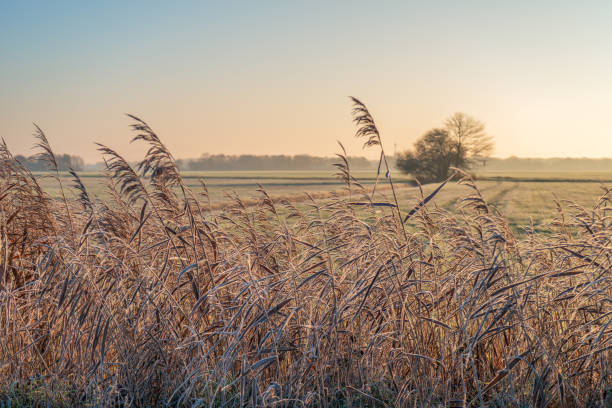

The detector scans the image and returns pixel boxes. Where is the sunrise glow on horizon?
[1,1,611,163]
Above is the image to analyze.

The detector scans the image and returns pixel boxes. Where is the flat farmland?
[33,169,612,234]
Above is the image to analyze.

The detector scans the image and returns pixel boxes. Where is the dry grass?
[0,107,611,407]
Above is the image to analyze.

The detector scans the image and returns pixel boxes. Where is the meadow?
[35,169,612,235]
[0,113,610,407]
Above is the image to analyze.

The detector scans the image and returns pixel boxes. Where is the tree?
[444,112,494,166]
[396,113,494,182]
[396,128,461,182]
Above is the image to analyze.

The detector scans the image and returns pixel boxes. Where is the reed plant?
[0,103,610,407]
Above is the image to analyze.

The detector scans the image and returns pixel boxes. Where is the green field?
[33,169,612,234]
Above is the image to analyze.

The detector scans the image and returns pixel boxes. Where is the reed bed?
[0,104,610,407]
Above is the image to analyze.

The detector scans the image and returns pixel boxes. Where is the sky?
[1,0,611,163]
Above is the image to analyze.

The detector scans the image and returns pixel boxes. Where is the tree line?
[480,157,612,172]
[15,154,85,171]
[177,154,373,171]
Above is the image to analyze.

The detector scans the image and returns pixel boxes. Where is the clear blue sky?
[1,1,611,162]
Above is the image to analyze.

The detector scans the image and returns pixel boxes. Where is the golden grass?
[0,111,610,407]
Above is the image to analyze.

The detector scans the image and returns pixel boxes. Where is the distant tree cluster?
[396,112,494,182]
[481,157,612,172]
[178,154,373,171]
[14,154,85,171]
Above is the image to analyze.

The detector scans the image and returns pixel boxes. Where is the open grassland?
[33,170,415,202]
[475,170,612,182]
[35,170,612,235]
[1,120,611,407]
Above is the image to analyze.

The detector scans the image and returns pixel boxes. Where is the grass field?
[34,169,612,234]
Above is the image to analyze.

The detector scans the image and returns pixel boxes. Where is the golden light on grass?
[0,104,610,406]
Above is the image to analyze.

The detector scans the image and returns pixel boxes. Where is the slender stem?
[379,141,408,242]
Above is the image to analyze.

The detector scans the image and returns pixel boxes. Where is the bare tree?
[444,112,494,165]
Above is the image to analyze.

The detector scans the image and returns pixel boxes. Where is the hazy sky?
[1,1,611,163]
